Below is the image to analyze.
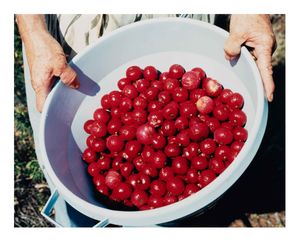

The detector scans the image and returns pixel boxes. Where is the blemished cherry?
[196,96,215,114]
[191,67,206,80]
[136,123,156,145]
[105,170,122,189]
[203,78,223,97]
[181,71,200,90]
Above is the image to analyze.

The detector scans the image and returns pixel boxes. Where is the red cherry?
[186,168,199,183]
[111,156,123,171]
[147,100,163,113]
[148,111,164,128]
[231,141,244,154]
[122,84,138,99]
[84,119,94,134]
[100,94,111,109]
[164,143,181,157]
[87,162,100,177]
[132,109,147,125]
[111,182,132,201]
[175,116,189,130]
[119,97,133,112]
[176,129,191,147]
[166,177,185,196]
[93,174,106,187]
[190,89,206,103]
[228,92,244,109]
[200,138,216,155]
[180,101,198,118]
[219,89,233,103]
[150,151,167,169]
[151,80,164,91]
[131,189,148,207]
[169,64,185,79]
[160,120,177,136]
[133,96,148,109]
[143,87,159,101]
[143,65,158,81]
[164,78,180,92]
[141,146,155,162]
[82,147,98,163]
[209,157,225,174]
[214,127,233,145]
[183,143,199,160]
[172,157,189,175]
[97,156,111,170]
[206,117,221,133]
[157,90,172,105]
[96,184,110,196]
[142,164,158,178]
[119,125,136,141]
[198,170,216,188]
[191,156,208,170]
[172,87,189,103]
[136,78,150,92]
[86,135,95,148]
[90,138,106,152]
[90,120,107,138]
[189,122,209,141]
[108,90,123,108]
[148,195,164,208]
[93,108,110,123]
[118,77,131,90]
[183,183,200,197]
[214,145,232,162]
[159,167,174,181]
[150,180,167,196]
[110,107,122,119]
[107,118,122,134]
[163,194,178,206]
[163,102,179,120]
[133,156,146,171]
[106,135,124,152]
[213,104,229,121]
[120,162,134,177]
[126,66,143,81]
[159,72,169,82]
[229,109,247,127]
[136,123,156,145]
[124,140,142,158]
[191,67,206,80]
[152,134,167,150]
[232,126,248,142]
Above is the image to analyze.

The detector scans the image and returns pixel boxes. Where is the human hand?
[224,14,276,102]
[24,31,79,112]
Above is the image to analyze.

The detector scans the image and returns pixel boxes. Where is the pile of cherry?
[82,64,248,210]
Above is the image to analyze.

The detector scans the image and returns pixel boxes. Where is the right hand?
[24,31,79,112]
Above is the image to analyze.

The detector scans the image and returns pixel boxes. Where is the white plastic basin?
[40,18,268,226]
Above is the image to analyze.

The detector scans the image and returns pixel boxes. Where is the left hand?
[224,14,276,102]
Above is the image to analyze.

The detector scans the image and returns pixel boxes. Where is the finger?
[255,48,275,102]
[59,64,80,89]
[224,33,246,60]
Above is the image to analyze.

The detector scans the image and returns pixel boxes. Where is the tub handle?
[41,189,109,227]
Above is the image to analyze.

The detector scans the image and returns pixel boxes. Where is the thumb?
[58,64,80,89]
[224,33,246,60]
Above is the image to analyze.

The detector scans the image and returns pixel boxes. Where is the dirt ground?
[14,14,285,227]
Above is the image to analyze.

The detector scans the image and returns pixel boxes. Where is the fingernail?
[268,93,273,102]
[70,82,80,89]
